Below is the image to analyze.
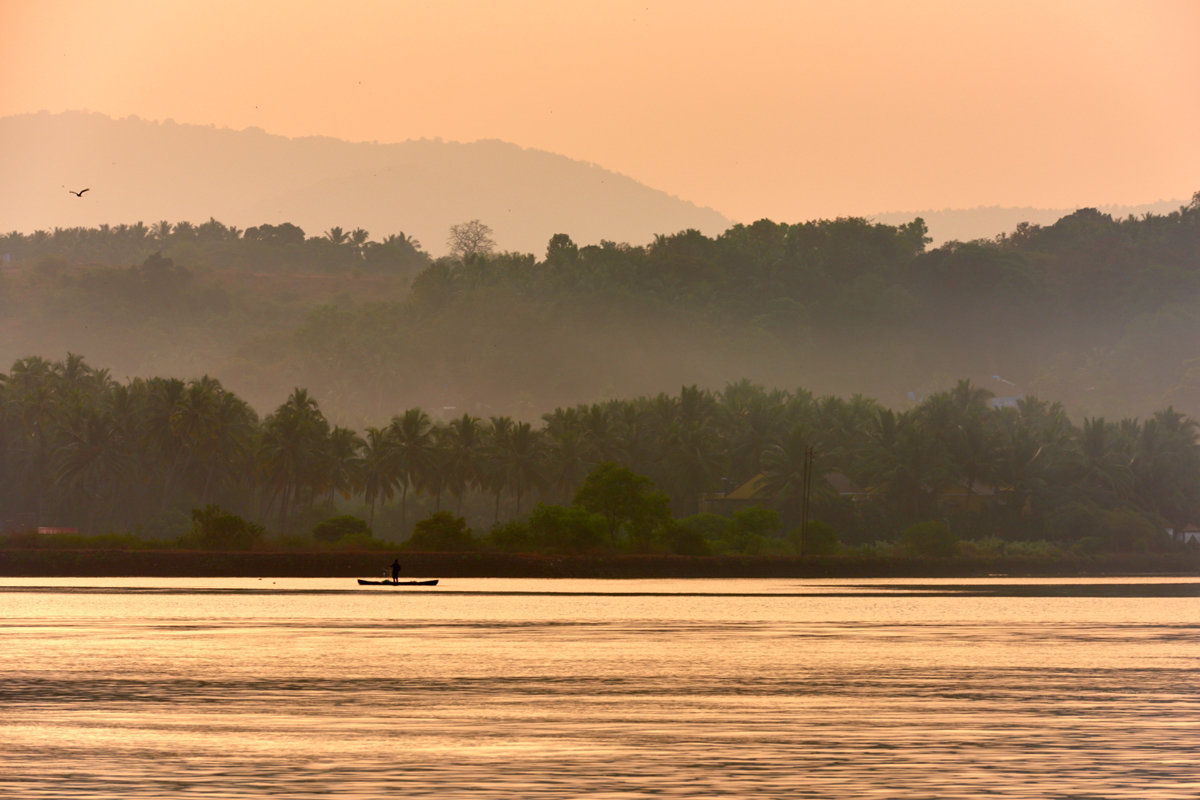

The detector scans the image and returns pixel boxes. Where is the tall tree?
[360,427,395,524]
[259,388,330,532]
[503,421,543,515]
[322,426,364,504]
[389,408,436,528]
[446,219,496,260]
[573,462,670,547]
[443,414,483,513]
[54,401,134,534]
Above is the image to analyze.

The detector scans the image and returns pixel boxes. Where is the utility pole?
[800,445,814,556]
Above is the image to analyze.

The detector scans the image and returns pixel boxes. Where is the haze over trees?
[3,158,1200,558]
[3,194,1200,427]
[1,354,1198,562]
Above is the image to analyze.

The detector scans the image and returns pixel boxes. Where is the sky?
[3,0,1199,224]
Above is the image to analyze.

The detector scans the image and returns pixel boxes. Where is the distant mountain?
[0,111,730,255]
[873,200,1189,247]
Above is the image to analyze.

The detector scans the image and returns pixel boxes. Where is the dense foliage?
[1,355,1197,559]
[3,195,1200,423]
[4,199,1200,558]
[0,219,430,276]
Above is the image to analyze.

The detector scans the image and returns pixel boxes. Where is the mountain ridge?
[6,111,1185,254]
[0,111,730,255]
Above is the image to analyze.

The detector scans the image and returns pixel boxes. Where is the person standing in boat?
[390,558,402,585]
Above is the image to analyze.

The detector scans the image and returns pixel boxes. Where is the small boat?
[357,578,439,586]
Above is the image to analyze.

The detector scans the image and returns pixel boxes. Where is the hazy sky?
[4,0,1198,223]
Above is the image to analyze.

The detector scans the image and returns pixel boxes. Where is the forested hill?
[1,197,1199,426]
[0,111,729,255]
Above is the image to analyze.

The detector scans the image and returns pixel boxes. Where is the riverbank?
[2,548,1199,578]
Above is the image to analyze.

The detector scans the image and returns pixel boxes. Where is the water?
[2,577,1198,798]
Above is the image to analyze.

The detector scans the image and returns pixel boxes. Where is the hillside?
[0,111,730,255]
[3,201,1199,429]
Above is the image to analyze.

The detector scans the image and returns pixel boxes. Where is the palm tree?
[169,376,226,501]
[322,426,364,504]
[151,220,172,244]
[360,426,398,525]
[443,413,483,513]
[259,389,330,531]
[1131,408,1200,522]
[197,218,238,242]
[348,227,370,257]
[579,402,627,463]
[948,378,994,418]
[504,421,543,515]
[172,221,196,241]
[54,402,135,534]
[482,416,515,522]
[812,394,879,476]
[992,407,1049,516]
[382,232,422,251]
[389,408,435,528]
[541,424,590,502]
[1067,417,1133,507]
[945,406,1004,502]
[636,392,681,488]
[719,380,787,481]
[661,415,726,516]
[759,424,830,529]
[427,427,452,512]
[139,377,188,510]
[861,408,950,526]
[607,400,649,471]
[200,388,258,506]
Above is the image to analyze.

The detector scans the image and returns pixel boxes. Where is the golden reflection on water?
[1,578,1198,798]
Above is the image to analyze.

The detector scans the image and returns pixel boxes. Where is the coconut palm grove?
[2,354,1198,560]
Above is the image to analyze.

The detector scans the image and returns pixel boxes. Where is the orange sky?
[3,0,1198,222]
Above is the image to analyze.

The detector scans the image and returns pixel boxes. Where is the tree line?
[4,197,1200,425]
[0,219,431,276]
[6,198,1197,327]
[2,355,1197,557]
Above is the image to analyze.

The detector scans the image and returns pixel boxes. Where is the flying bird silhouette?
[69,188,90,197]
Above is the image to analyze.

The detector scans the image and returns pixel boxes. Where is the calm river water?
[2,576,1198,798]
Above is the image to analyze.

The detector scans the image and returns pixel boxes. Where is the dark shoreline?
[3,548,1199,579]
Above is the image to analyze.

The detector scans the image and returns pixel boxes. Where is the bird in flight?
[68,188,90,197]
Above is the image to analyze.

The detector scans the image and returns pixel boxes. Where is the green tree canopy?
[572,462,671,545]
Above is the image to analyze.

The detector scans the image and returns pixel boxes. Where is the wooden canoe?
[357,579,439,586]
